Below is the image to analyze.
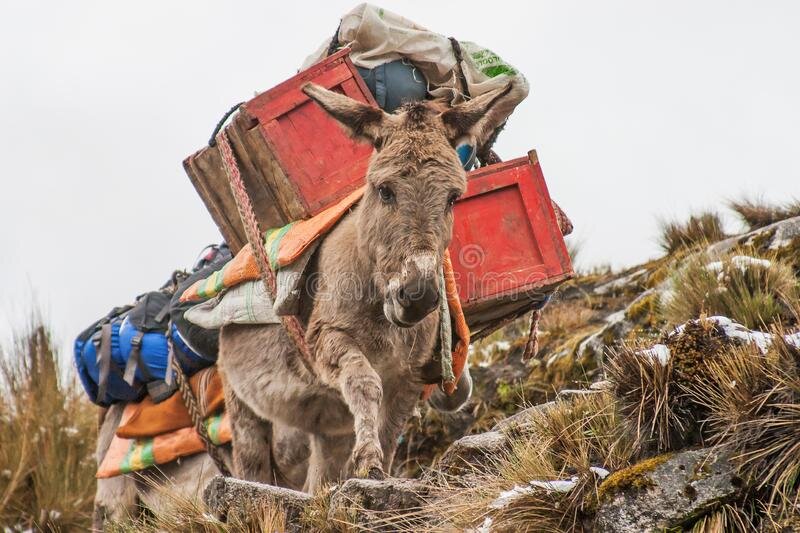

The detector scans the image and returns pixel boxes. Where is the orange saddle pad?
[115,366,224,439]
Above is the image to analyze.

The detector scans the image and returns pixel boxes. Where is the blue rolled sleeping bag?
[73,244,231,406]
[74,317,142,405]
[73,306,213,407]
[117,319,213,383]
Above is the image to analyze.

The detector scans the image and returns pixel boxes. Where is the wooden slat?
[234,112,306,221]
[184,146,246,251]
[246,63,355,123]
[227,115,289,230]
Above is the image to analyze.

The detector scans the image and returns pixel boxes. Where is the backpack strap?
[95,323,120,404]
[122,330,151,385]
[153,299,172,328]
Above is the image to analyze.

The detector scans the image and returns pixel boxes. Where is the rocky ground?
[179,211,800,531]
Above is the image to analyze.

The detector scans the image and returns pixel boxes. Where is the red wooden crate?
[241,48,377,216]
[450,152,574,330]
[184,48,377,251]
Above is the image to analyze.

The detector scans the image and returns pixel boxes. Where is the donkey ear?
[302,83,388,146]
[439,82,518,147]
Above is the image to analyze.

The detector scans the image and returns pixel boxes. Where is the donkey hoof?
[367,466,385,480]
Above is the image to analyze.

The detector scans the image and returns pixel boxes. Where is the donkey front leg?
[315,329,384,479]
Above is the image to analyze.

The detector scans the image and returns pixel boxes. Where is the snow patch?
[706,255,772,281]
[641,344,671,366]
[529,479,578,493]
[594,269,648,296]
[674,316,800,353]
[488,467,610,510]
[475,517,493,533]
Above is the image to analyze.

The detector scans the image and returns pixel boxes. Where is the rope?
[207,102,245,147]
[521,308,543,361]
[168,329,232,477]
[215,131,314,364]
[448,37,470,99]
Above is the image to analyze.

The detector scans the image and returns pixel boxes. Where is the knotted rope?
[168,329,231,477]
[215,130,314,365]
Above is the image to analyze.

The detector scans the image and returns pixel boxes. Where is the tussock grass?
[0,320,97,531]
[729,197,800,231]
[689,502,760,532]
[661,251,798,329]
[692,334,800,507]
[539,301,597,342]
[606,318,744,452]
[426,394,634,532]
[605,341,681,452]
[658,212,727,254]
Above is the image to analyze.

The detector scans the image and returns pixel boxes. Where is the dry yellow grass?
[425,394,635,532]
[0,320,97,531]
[106,482,290,533]
[658,212,727,253]
[661,250,798,329]
[728,196,800,231]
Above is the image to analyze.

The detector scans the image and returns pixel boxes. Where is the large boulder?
[434,431,508,476]
[203,476,311,531]
[594,448,742,532]
[327,478,431,530]
[707,215,800,255]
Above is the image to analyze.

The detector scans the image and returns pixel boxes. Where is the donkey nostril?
[397,287,410,307]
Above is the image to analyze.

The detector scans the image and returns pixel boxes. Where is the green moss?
[746,227,777,253]
[625,292,661,329]
[597,453,674,503]
[773,235,800,275]
[495,380,516,404]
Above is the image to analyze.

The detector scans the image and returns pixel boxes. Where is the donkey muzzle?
[384,255,441,327]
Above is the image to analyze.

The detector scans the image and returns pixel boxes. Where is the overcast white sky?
[1,1,798,351]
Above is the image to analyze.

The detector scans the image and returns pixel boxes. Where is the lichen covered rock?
[595,448,740,532]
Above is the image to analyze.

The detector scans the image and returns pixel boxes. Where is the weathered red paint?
[241,48,377,216]
[450,154,574,314]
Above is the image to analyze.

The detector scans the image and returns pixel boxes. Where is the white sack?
[302,3,528,120]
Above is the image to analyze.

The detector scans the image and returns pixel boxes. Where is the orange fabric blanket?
[180,187,365,303]
[97,403,231,479]
[115,367,225,439]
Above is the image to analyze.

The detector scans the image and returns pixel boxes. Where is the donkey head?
[303,82,513,327]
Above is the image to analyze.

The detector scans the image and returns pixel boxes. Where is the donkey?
[218,81,515,492]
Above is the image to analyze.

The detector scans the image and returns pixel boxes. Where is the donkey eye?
[377,184,395,204]
[446,192,460,211]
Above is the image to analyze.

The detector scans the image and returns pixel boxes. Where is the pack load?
[74,244,232,406]
[303,3,529,113]
[183,3,572,347]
